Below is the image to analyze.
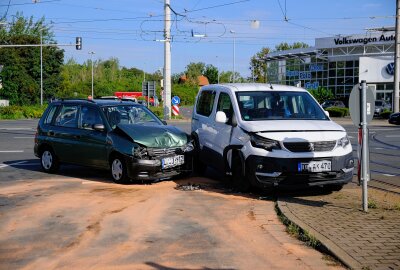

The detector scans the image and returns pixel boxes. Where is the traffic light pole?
[40,29,43,106]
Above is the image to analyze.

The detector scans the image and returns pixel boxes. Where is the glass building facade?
[265,31,395,105]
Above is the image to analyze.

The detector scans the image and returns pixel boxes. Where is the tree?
[309,87,334,103]
[249,47,270,83]
[275,42,309,51]
[219,71,244,83]
[0,13,64,105]
[204,64,218,84]
[185,62,205,84]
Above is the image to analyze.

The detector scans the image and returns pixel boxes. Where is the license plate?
[298,160,331,172]
[162,155,184,169]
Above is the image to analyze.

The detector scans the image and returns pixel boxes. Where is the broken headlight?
[250,134,281,151]
[337,136,350,148]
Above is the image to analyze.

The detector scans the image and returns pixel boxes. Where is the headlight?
[337,136,350,148]
[250,134,281,151]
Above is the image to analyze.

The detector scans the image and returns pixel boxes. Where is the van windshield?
[236,91,328,121]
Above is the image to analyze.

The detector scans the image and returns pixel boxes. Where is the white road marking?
[0,150,24,153]
[385,135,400,138]
[14,136,35,139]
[383,174,395,177]
[0,161,40,169]
[375,148,384,150]
[348,136,354,139]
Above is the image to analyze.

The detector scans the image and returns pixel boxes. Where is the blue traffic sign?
[172,96,180,105]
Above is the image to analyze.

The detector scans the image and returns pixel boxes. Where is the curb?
[276,199,363,270]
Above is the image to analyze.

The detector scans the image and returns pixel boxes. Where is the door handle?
[49,131,55,136]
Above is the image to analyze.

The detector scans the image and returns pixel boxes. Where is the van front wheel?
[232,155,250,192]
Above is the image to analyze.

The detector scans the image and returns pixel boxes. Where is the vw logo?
[386,62,395,76]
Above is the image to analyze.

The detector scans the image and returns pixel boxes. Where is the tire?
[231,154,251,192]
[193,139,207,175]
[110,155,130,184]
[40,147,59,173]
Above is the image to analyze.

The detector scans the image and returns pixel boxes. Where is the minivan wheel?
[110,155,130,184]
[40,147,59,173]
[232,155,251,192]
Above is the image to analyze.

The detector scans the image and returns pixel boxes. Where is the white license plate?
[162,155,184,169]
[299,160,331,172]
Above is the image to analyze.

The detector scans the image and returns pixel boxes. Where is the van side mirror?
[161,120,167,125]
[215,111,227,123]
[93,123,105,131]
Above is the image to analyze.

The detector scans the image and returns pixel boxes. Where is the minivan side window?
[216,92,233,119]
[44,105,58,125]
[196,90,216,117]
[80,106,103,130]
[54,105,79,128]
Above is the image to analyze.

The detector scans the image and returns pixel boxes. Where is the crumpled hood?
[240,119,345,133]
[115,124,188,148]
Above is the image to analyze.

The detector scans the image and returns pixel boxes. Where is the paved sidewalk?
[277,186,400,270]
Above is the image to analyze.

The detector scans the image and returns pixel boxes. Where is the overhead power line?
[0,0,60,7]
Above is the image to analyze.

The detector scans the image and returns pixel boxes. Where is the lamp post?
[88,51,95,98]
[216,56,220,84]
[40,29,43,106]
[230,30,236,83]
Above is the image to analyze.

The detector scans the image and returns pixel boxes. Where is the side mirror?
[93,123,105,131]
[215,111,227,123]
[324,110,330,117]
[162,120,167,125]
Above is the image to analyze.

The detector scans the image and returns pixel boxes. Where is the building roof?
[179,75,209,86]
[265,47,319,61]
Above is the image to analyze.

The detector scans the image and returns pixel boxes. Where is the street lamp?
[230,30,236,83]
[40,28,43,105]
[88,51,95,98]
[216,56,220,84]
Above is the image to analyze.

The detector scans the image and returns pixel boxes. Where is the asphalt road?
[0,118,399,190]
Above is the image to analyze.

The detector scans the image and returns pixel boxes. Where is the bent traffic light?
[76,37,82,50]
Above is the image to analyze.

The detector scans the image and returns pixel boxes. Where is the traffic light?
[76,37,82,50]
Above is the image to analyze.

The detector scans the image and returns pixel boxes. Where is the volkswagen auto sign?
[386,62,395,76]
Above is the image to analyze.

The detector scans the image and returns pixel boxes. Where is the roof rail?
[60,98,96,103]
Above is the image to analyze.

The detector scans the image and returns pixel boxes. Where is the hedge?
[0,105,46,119]
[379,109,392,119]
[326,107,349,117]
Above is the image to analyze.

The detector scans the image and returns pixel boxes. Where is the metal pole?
[233,35,236,83]
[40,30,43,106]
[91,57,94,98]
[394,0,400,113]
[89,51,95,98]
[360,80,369,212]
[164,0,171,120]
[216,56,219,84]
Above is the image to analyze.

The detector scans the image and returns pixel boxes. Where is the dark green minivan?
[34,99,193,183]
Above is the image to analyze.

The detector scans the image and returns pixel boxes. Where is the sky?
[1,0,395,78]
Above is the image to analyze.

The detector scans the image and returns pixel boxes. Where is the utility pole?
[40,29,43,106]
[164,0,172,120]
[89,52,95,98]
[230,30,236,83]
[394,0,400,113]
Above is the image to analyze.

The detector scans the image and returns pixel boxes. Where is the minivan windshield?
[236,91,328,121]
[102,105,162,129]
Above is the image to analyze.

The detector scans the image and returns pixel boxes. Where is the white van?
[191,83,354,191]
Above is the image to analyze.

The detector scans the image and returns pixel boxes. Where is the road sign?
[349,83,375,127]
[172,105,179,116]
[172,96,180,105]
[142,81,156,98]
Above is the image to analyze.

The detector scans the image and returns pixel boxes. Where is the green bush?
[379,109,392,119]
[0,105,46,119]
[149,106,163,119]
[326,107,349,117]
